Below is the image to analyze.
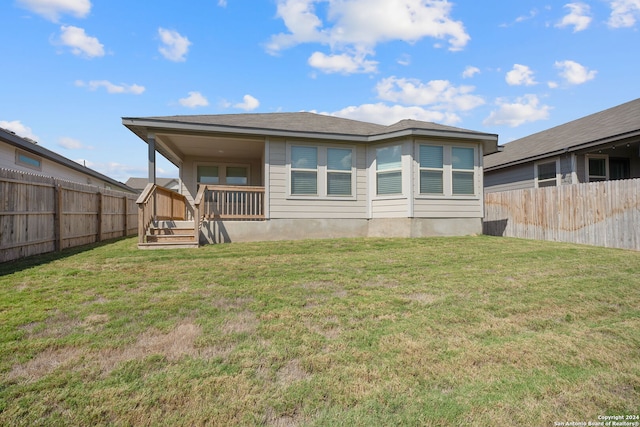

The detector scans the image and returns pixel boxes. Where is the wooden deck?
[137,184,265,249]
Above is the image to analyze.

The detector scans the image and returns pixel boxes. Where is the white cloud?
[58,136,93,150]
[158,28,191,62]
[75,80,145,94]
[218,0,227,6]
[0,120,39,141]
[607,0,640,28]
[555,60,597,84]
[505,64,537,86]
[58,25,104,58]
[375,76,485,112]
[556,2,592,32]
[179,91,209,108]
[79,159,148,182]
[483,95,551,128]
[266,0,470,74]
[234,94,260,111]
[326,103,462,126]
[462,66,480,79]
[397,54,411,66]
[308,51,378,74]
[17,0,91,22]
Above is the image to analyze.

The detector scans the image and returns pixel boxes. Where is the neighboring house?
[122,112,499,247]
[0,127,135,193]
[126,177,180,193]
[484,98,640,193]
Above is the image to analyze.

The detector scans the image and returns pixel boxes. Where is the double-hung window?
[451,147,475,195]
[291,146,318,195]
[419,145,444,194]
[535,160,558,187]
[289,145,354,197]
[417,144,477,196]
[376,145,402,195]
[327,148,352,196]
[587,155,608,182]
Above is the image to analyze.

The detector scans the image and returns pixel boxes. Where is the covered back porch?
[128,122,267,248]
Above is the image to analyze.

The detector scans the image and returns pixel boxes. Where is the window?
[451,147,475,195]
[417,144,477,197]
[226,167,248,185]
[197,165,219,185]
[288,144,355,198]
[419,145,444,194]
[16,150,42,170]
[327,148,352,196]
[587,156,608,182]
[535,160,558,187]
[197,164,249,188]
[291,146,318,195]
[376,145,402,195]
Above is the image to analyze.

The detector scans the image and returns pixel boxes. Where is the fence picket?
[484,178,640,251]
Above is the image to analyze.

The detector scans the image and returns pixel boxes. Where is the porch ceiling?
[156,132,265,163]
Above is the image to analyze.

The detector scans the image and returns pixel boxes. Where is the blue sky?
[1,0,639,182]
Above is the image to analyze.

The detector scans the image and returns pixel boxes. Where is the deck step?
[143,220,199,248]
[138,242,199,249]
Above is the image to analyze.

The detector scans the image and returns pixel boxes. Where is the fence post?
[54,183,63,252]
[97,192,103,243]
[123,195,128,237]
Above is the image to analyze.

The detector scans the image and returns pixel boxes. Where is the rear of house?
[484,98,640,193]
[123,113,498,247]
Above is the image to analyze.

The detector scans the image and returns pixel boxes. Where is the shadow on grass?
[0,236,135,276]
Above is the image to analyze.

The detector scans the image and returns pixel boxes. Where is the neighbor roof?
[123,112,498,146]
[0,127,134,193]
[126,177,178,191]
[484,98,640,171]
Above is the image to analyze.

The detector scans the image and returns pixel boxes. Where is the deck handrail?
[136,184,189,244]
[194,185,265,221]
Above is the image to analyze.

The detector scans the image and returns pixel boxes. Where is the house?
[0,127,135,193]
[122,112,499,247]
[126,177,180,193]
[484,98,640,193]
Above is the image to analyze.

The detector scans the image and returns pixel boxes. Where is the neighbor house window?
[327,148,352,196]
[16,150,42,171]
[291,146,318,195]
[451,147,475,195]
[419,145,444,194]
[535,160,559,187]
[587,155,608,182]
[376,145,402,195]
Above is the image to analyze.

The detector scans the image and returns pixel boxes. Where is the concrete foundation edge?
[200,218,482,244]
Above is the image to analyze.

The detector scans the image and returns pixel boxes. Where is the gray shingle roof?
[133,112,494,139]
[484,98,640,170]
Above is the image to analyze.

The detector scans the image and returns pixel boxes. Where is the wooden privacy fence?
[0,169,138,262]
[484,178,640,251]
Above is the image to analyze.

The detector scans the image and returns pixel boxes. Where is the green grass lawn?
[1,236,639,426]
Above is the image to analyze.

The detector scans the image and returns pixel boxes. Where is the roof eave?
[485,129,640,171]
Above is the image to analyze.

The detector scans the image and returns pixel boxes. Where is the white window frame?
[585,154,609,182]
[286,142,356,200]
[534,158,561,188]
[415,143,479,198]
[15,149,42,171]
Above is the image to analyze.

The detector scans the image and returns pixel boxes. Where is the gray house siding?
[268,139,369,220]
[484,163,534,193]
